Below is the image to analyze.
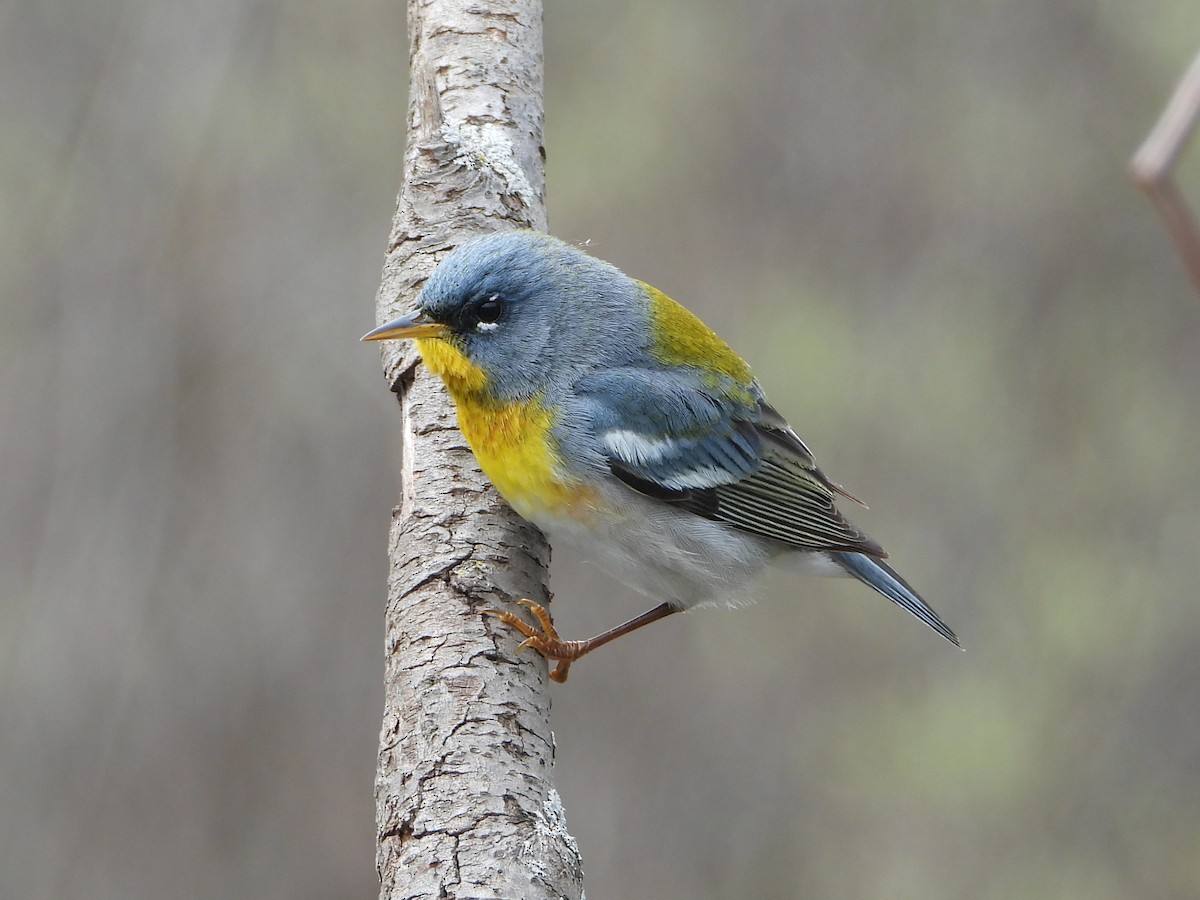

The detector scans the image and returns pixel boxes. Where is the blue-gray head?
[363,231,644,400]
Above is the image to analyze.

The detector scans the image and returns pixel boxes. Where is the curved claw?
[482,600,579,683]
[482,598,678,684]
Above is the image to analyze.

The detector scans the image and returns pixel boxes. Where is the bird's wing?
[573,369,885,557]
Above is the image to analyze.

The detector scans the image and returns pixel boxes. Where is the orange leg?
[482,599,677,683]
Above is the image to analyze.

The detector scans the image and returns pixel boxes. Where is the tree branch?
[372,2,583,897]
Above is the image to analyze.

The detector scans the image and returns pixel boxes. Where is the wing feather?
[574,369,884,557]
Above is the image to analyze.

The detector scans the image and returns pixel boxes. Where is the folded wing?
[574,368,885,557]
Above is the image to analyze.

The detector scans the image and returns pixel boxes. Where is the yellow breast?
[416,337,596,519]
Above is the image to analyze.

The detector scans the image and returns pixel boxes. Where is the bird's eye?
[476,295,503,324]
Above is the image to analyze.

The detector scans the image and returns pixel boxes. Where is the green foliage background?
[3,1,1198,897]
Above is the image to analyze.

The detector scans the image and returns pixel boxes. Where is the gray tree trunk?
[371,2,584,898]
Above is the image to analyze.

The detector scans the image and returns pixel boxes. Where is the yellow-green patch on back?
[641,282,754,387]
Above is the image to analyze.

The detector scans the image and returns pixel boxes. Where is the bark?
[372,2,583,898]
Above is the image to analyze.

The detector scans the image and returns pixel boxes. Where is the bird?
[363,230,958,681]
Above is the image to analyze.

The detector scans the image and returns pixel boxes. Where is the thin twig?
[1131,50,1200,297]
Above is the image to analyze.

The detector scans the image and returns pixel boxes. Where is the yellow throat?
[416,336,595,518]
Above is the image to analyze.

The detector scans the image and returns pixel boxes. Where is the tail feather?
[831,552,961,647]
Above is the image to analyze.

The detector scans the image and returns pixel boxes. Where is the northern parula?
[364,231,958,681]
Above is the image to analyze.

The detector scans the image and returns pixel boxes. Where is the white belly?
[527,482,804,610]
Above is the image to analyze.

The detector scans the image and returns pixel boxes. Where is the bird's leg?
[482,599,678,683]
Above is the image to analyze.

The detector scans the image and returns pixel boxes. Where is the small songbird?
[364,231,958,681]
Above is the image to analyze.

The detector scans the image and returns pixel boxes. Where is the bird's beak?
[360,310,447,342]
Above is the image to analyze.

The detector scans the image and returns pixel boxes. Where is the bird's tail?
[830,552,961,647]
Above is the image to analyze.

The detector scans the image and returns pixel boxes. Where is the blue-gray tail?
[831,552,960,647]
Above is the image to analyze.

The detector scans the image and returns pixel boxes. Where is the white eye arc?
[474,294,504,332]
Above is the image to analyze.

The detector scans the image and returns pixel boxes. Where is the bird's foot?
[482,599,586,683]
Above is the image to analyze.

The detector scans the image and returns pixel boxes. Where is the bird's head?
[362,231,641,402]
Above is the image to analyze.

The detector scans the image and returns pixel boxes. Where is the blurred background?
[3,1,1199,897]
